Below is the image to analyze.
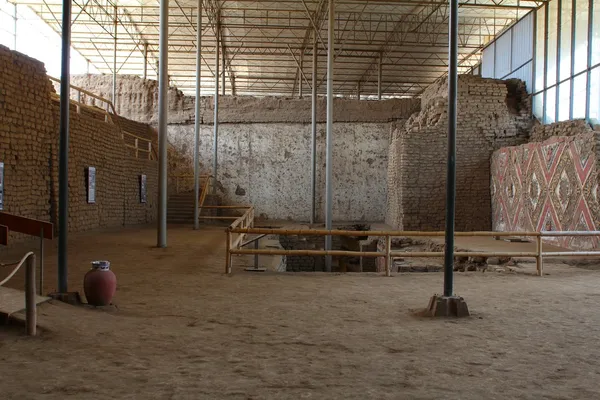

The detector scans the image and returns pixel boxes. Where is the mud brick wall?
[0,45,158,242]
[386,75,533,231]
[492,122,600,250]
[0,47,56,243]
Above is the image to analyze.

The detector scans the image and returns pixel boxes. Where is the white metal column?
[193,0,202,230]
[325,0,334,272]
[157,0,169,247]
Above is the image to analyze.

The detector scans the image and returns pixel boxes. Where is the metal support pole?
[112,5,117,110]
[39,228,44,296]
[299,52,304,98]
[25,254,36,336]
[13,3,17,50]
[585,0,594,121]
[443,0,459,297]
[193,0,202,230]
[213,26,220,194]
[310,34,317,225]
[356,81,360,100]
[157,0,169,248]
[221,36,226,96]
[57,0,71,293]
[325,0,334,272]
[143,42,148,80]
[377,52,382,100]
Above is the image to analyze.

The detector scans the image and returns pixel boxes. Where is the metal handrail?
[0,252,37,336]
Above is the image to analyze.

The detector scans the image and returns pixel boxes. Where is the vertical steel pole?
[377,52,382,100]
[221,35,226,96]
[569,0,576,119]
[13,3,17,50]
[113,5,118,110]
[585,0,593,121]
[57,0,71,293]
[555,0,562,121]
[356,81,360,100]
[299,52,304,98]
[193,0,202,230]
[157,0,169,248]
[310,33,317,225]
[143,42,148,80]
[444,0,459,297]
[325,0,334,272]
[213,23,220,194]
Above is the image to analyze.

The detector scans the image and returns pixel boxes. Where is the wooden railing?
[49,76,157,161]
[49,76,117,123]
[224,206,256,274]
[0,251,37,336]
[224,228,600,276]
[170,174,211,194]
[122,130,155,160]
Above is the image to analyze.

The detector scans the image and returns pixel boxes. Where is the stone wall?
[170,122,394,221]
[0,45,158,242]
[386,75,533,231]
[491,121,600,250]
[71,74,420,125]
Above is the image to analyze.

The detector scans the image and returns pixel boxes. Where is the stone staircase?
[167,191,220,224]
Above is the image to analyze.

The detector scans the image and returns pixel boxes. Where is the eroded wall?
[491,121,600,250]
[0,45,158,241]
[169,122,392,221]
[386,75,533,231]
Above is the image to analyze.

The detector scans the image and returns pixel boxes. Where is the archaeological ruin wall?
[491,121,600,250]
[385,75,533,231]
[0,45,158,242]
[71,74,420,222]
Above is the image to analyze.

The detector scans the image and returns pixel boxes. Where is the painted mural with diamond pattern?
[491,121,600,250]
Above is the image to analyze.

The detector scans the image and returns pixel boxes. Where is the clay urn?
[84,261,117,306]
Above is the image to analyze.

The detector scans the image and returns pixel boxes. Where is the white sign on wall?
[87,167,96,204]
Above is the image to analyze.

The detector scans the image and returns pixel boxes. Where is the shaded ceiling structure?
[14,0,544,97]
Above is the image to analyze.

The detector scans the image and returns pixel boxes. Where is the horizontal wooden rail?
[229,227,540,238]
[225,227,600,277]
[541,231,600,237]
[201,205,252,209]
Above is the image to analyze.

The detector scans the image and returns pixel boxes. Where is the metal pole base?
[49,291,82,306]
[424,294,470,318]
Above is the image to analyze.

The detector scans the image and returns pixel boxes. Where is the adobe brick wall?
[386,75,533,231]
[0,45,158,243]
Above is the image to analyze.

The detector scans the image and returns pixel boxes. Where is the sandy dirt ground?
[2,225,600,399]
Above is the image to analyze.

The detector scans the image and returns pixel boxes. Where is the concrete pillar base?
[425,294,470,317]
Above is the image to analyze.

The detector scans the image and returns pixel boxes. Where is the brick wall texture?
[0,45,158,242]
[491,121,600,250]
[386,75,533,231]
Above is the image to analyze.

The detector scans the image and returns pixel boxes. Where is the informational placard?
[87,167,96,204]
[140,174,147,203]
[0,162,4,211]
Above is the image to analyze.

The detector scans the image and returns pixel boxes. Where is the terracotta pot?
[84,261,117,306]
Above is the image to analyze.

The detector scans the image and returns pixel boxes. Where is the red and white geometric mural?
[491,132,599,250]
